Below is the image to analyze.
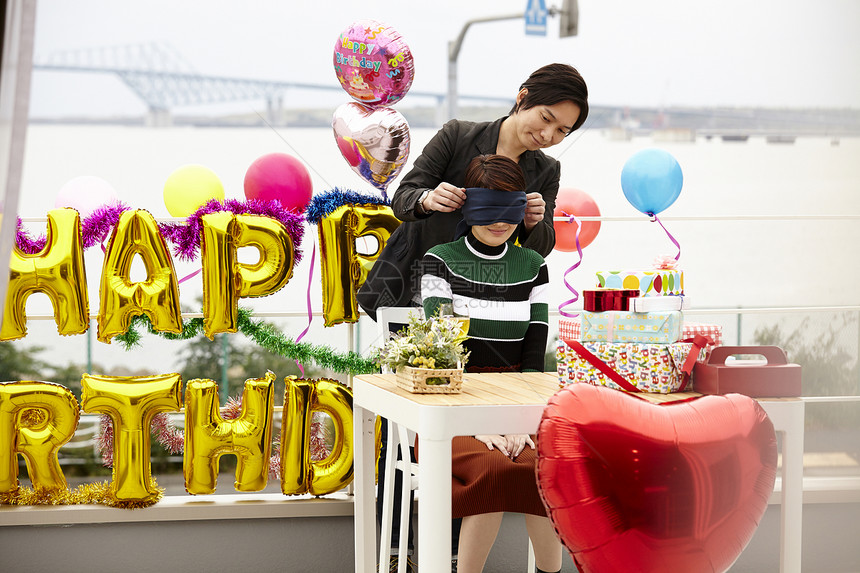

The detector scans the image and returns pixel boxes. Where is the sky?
[28,0,860,118]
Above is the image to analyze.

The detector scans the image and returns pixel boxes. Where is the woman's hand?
[473,434,511,456]
[503,434,535,459]
[422,182,466,213]
[474,434,535,459]
[523,192,546,230]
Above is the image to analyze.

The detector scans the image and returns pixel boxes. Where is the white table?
[352,373,804,573]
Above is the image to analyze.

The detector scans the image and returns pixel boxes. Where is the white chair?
[377,306,421,573]
[375,306,537,573]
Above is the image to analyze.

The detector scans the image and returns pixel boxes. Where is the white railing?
[9,213,860,524]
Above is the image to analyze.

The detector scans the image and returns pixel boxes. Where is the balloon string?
[293,239,317,376]
[650,213,682,261]
[177,268,201,285]
[557,211,583,318]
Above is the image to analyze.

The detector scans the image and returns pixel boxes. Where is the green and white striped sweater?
[420,233,549,372]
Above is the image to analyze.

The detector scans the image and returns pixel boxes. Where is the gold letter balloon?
[1,208,89,341]
[184,372,275,495]
[201,213,294,339]
[318,204,400,326]
[0,381,80,493]
[81,373,182,503]
[97,210,182,343]
[281,377,353,496]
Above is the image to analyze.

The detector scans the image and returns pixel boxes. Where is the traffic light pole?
[447,13,523,121]
[446,3,577,121]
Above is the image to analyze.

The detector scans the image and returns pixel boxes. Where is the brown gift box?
[692,346,801,397]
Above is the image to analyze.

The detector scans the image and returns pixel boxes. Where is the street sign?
[525,0,548,36]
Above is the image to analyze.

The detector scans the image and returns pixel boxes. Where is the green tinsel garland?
[114,309,378,375]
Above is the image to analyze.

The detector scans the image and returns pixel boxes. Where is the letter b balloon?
[620,149,683,216]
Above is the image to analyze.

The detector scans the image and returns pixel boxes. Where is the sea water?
[13,124,860,372]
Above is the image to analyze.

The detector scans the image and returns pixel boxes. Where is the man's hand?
[523,192,546,230]
[422,183,467,213]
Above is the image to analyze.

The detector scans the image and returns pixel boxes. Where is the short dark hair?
[465,155,526,192]
[510,63,589,133]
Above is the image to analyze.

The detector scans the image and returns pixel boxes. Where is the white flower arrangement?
[375,312,470,378]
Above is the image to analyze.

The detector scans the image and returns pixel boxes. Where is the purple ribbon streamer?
[293,239,317,376]
[557,211,584,318]
[650,213,682,261]
[177,268,202,285]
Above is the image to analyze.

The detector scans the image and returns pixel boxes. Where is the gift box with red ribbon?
[556,335,711,393]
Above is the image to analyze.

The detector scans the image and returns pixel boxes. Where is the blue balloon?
[620,149,683,215]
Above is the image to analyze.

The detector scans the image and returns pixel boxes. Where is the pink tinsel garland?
[15,199,304,263]
[97,397,330,480]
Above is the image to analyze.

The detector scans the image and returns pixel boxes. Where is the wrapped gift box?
[681,322,723,346]
[560,319,722,359]
[693,346,801,397]
[556,339,697,393]
[583,289,639,312]
[579,310,682,343]
[629,295,688,312]
[596,269,684,297]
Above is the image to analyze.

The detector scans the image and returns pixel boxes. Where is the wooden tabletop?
[353,372,720,407]
[355,372,801,408]
[354,371,561,406]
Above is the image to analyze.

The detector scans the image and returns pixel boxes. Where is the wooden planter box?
[395,366,463,394]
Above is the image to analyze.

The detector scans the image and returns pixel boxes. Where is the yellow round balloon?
[163,164,225,217]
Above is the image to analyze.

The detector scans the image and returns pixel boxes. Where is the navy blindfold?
[461,187,527,226]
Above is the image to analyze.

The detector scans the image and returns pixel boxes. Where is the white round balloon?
[55,175,119,217]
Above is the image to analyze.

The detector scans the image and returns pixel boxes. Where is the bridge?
[33,42,514,127]
[33,43,860,136]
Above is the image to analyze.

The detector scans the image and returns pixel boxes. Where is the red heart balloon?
[537,384,777,573]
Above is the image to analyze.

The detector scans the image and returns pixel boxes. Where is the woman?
[421,155,561,573]
[357,62,588,319]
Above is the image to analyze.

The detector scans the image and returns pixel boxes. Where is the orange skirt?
[450,435,547,519]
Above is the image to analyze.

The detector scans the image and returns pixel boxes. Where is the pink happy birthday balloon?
[333,20,415,107]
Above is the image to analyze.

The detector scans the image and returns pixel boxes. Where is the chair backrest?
[376,306,422,374]
[377,306,421,339]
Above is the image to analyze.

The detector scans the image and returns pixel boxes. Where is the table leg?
[353,404,377,573]
[778,401,805,573]
[761,400,805,573]
[417,435,452,573]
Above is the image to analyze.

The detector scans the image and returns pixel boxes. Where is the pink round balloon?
[243,153,313,212]
[333,19,415,107]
